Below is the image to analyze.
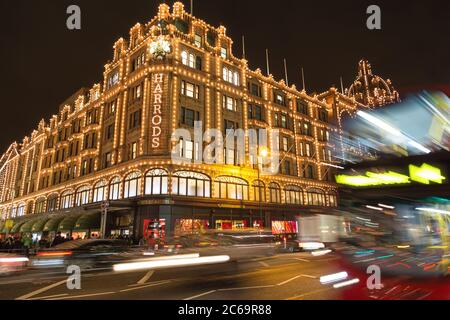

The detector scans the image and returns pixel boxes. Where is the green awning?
[20,219,39,233]
[74,213,101,231]
[10,221,27,234]
[43,216,65,232]
[31,218,50,233]
[58,215,81,232]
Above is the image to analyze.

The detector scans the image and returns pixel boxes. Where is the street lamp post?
[258,147,269,231]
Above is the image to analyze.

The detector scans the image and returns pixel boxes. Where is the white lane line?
[294,258,310,263]
[184,290,217,301]
[46,291,116,300]
[277,275,302,286]
[137,270,154,285]
[16,279,67,300]
[219,285,274,291]
[28,293,69,300]
[300,274,318,279]
[120,280,171,293]
[258,261,270,268]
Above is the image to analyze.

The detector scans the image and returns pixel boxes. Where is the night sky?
[0,0,449,152]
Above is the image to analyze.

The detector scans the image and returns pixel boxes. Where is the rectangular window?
[281,114,287,129]
[181,80,200,99]
[185,140,194,160]
[107,72,119,89]
[249,83,261,97]
[297,99,309,115]
[282,137,289,152]
[306,143,312,157]
[221,47,227,59]
[104,152,112,168]
[180,107,199,127]
[194,34,202,47]
[224,120,238,130]
[129,110,141,130]
[275,93,286,106]
[222,67,240,86]
[223,95,237,111]
[129,142,137,160]
[284,161,291,175]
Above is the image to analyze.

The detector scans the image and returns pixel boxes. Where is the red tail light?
[37,251,73,257]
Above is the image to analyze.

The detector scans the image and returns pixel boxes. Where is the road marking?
[294,258,310,263]
[120,280,171,293]
[258,261,270,268]
[286,288,332,300]
[300,274,317,279]
[84,271,117,278]
[277,275,302,286]
[219,285,274,291]
[137,270,154,285]
[28,293,69,300]
[46,291,116,300]
[184,290,217,301]
[16,279,67,300]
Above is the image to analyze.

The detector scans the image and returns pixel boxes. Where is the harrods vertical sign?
[149,73,168,154]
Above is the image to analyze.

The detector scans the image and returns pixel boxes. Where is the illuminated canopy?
[336,163,446,187]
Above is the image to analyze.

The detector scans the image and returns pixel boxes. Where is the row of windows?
[9,171,338,216]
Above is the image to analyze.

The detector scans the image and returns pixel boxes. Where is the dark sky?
[0,0,449,152]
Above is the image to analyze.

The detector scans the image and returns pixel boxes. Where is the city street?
[0,250,343,300]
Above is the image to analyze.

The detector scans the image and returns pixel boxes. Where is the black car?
[32,239,131,270]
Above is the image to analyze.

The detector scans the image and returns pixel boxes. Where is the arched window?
[75,186,91,206]
[214,176,249,200]
[27,202,34,215]
[172,171,211,197]
[35,198,46,214]
[269,183,281,203]
[306,188,326,206]
[93,180,107,203]
[145,169,169,195]
[10,206,17,218]
[124,172,141,198]
[109,177,121,200]
[252,180,265,202]
[60,191,74,209]
[285,185,303,205]
[47,194,58,212]
[17,204,25,217]
[328,192,338,207]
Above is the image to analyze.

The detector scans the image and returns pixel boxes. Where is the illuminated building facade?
[0,2,396,239]
[346,59,400,108]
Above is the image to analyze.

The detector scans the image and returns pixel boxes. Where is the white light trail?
[320,162,345,170]
[366,205,383,211]
[300,242,325,250]
[416,207,450,215]
[311,249,332,257]
[357,111,402,136]
[408,140,431,154]
[0,257,29,263]
[378,204,395,209]
[320,271,348,284]
[113,255,230,272]
[333,278,360,289]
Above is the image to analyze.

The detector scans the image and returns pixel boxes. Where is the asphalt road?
[0,249,345,300]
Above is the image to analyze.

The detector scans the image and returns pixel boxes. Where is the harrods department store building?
[0,2,400,239]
